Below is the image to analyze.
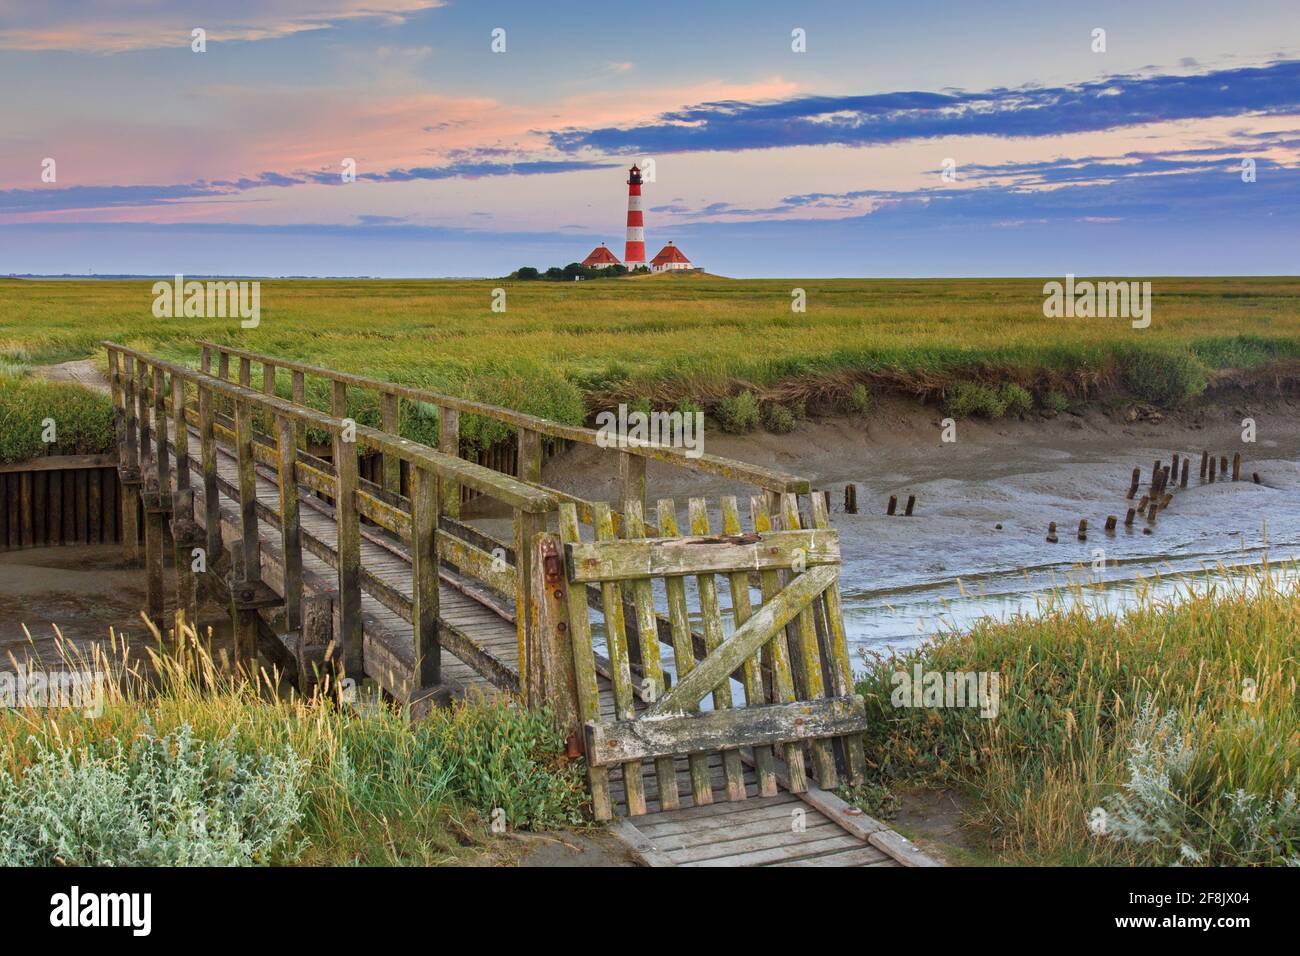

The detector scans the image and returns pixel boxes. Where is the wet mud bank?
[537,396,1300,656]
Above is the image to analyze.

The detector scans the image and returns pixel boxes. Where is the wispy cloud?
[0,0,446,52]
[551,60,1300,154]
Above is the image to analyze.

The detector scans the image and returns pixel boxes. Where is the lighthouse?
[624,164,646,269]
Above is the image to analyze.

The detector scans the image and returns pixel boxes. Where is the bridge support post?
[119,473,142,565]
[529,531,580,748]
[514,508,543,700]
[296,593,333,696]
[410,465,440,690]
[141,476,169,635]
[169,487,201,637]
[333,426,364,677]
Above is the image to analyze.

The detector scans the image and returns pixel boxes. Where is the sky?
[1,0,1298,277]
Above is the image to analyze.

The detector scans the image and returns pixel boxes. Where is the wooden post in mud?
[1253,472,1261,484]
[843,484,857,514]
[1232,453,1241,482]
[887,495,897,516]
[1200,451,1208,480]
[1220,455,1229,477]
[1104,515,1118,533]
[1150,459,1162,494]
[1171,453,1179,483]
[1077,519,1087,541]
[1127,467,1140,499]
[1147,500,1158,524]
[904,495,916,516]
[1124,508,1136,527]
[1209,457,1217,483]
[1180,460,1189,489]
[1046,521,1058,543]
[1137,494,1150,512]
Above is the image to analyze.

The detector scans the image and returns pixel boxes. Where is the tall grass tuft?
[855,566,1300,865]
[0,620,589,866]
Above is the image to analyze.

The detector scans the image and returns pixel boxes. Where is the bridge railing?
[103,341,555,703]
[193,340,811,533]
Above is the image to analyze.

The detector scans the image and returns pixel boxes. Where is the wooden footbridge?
[103,340,936,868]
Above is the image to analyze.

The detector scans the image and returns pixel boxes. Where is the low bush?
[999,383,1033,417]
[761,402,796,433]
[1117,346,1208,406]
[715,391,760,433]
[943,382,1006,419]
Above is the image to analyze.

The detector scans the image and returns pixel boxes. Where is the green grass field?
[1,275,1297,457]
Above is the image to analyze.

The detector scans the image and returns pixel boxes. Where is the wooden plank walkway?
[159,419,934,868]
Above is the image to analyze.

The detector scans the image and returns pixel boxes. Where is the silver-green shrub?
[0,724,305,866]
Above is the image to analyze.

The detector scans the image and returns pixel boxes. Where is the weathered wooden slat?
[649,565,836,717]
[622,500,677,810]
[410,465,440,688]
[592,502,646,816]
[655,499,713,807]
[752,495,807,792]
[688,498,747,802]
[276,414,304,632]
[563,528,839,583]
[810,492,866,785]
[333,428,363,676]
[721,495,778,797]
[586,695,866,766]
[780,493,837,790]
[558,504,611,820]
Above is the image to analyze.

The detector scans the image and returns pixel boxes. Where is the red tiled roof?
[582,245,621,266]
[650,243,691,265]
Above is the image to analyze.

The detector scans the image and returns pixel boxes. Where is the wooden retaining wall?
[0,454,136,551]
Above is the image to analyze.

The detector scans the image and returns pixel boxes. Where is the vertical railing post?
[529,530,579,743]
[116,352,141,564]
[381,392,401,495]
[171,487,200,636]
[276,413,303,634]
[238,356,251,388]
[135,359,151,474]
[410,464,440,691]
[198,381,222,567]
[619,451,646,521]
[439,407,460,517]
[291,370,306,450]
[153,367,169,493]
[171,374,190,491]
[333,424,363,676]
[230,397,262,666]
[331,380,347,418]
[513,506,543,699]
[200,344,212,375]
[518,427,542,484]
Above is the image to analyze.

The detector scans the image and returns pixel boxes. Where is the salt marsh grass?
[856,564,1300,865]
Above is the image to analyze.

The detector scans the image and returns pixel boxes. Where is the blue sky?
[1,0,1297,276]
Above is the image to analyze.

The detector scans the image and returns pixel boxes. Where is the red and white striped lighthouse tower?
[624,164,646,268]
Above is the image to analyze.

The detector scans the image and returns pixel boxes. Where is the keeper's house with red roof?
[650,241,693,273]
[581,244,622,269]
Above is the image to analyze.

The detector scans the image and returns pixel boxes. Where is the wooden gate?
[553,491,866,820]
